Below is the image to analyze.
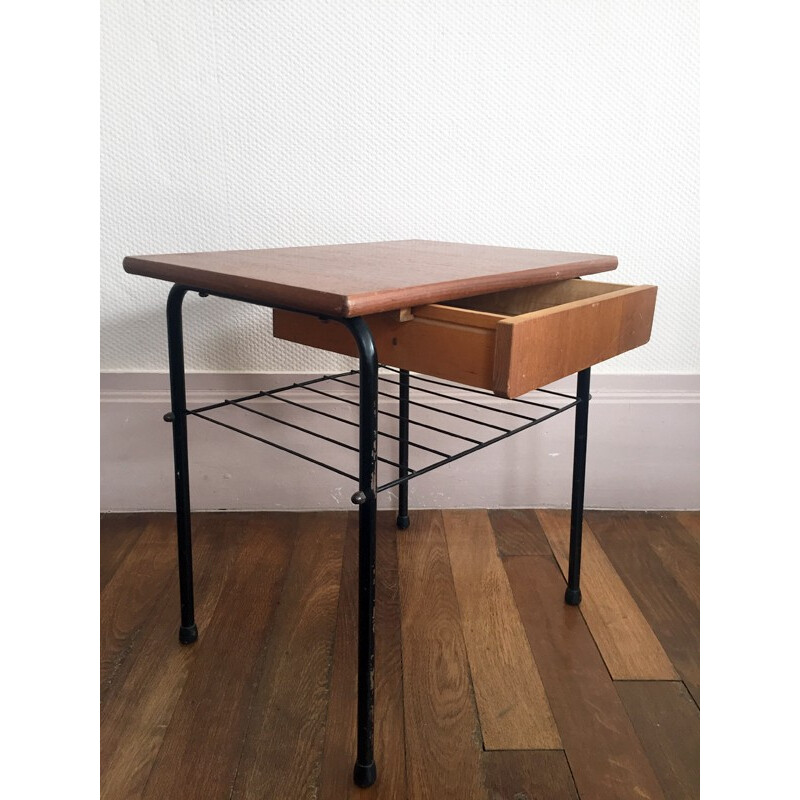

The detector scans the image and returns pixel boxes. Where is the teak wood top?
[123,240,617,317]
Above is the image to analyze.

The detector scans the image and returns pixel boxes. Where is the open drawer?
[273,279,657,398]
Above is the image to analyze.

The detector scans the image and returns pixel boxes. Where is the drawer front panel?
[273,309,497,390]
[494,285,657,397]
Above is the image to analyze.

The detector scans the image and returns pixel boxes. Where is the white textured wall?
[101,0,698,374]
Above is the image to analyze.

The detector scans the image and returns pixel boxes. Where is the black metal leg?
[565,367,591,606]
[343,317,379,789]
[396,368,410,530]
[166,285,198,644]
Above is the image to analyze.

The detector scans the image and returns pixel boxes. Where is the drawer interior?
[437,278,631,317]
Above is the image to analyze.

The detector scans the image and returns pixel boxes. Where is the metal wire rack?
[185,365,580,494]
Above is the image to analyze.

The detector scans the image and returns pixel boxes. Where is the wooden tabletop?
[124,240,617,317]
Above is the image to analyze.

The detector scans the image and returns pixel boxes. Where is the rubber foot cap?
[353,761,377,788]
[564,587,582,606]
[179,623,198,644]
[396,514,410,530]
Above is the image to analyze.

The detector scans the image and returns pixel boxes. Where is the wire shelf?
[186,366,580,494]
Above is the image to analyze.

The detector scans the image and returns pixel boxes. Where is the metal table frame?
[163,283,590,789]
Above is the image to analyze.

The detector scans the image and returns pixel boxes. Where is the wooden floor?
[101,509,699,800]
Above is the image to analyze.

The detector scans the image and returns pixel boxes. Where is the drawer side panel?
[273,310,497,390]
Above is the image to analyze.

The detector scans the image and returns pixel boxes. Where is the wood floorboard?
[101,509,699,800]
[232,512,346,800]
[615,681,700,800]
[673,511,700,544]
[318,511,407,799]
[505,555,666,800]
[643,514,700,609]
[141,513,296,800]
[317,512,361,800]
[371,513,409,799]
[488,508,552,556]
[100,515,178,701]
[587,511,700,706]
[101,514,243,800]
[481,750,579,800]
[100,512,151,590]
[398,510,488,800]
[537,509,677,681]
[443,509,560,750]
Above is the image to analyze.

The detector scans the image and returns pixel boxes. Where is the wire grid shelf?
[185,366,580,494]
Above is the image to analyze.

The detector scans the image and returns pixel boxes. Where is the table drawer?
[273,279,657,398]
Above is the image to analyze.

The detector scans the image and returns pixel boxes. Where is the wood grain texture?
[232,512,345,800]
[443,509,560,749]
[505,555,666,800]
[414,302,505,328]
[494,284,657,397]
[453,277,629,315]
[587,511,700,705]
[398,510,488,800]
[538,509,677,680]
[616,681,700,800]
[643,514,700,609]
[275,278,655,398]
[481,750,579,800]
[141,513,296,800]
[488,508,552,556]
[100,515,177,700]
[100,512,150,589]
[674,511,700,544]
[372,513,409,798]
[318,512,407,799]
[124,239,617,317]
[317,513,361,800]
[101,515,242,800]
[101,510,698,798]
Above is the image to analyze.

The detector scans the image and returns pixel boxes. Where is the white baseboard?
[100,372,699,511]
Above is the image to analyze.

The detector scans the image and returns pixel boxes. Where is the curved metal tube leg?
[397,369,410,530]
[565,367,591,606]
[342,317,379,789]
[166,285,198,644]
